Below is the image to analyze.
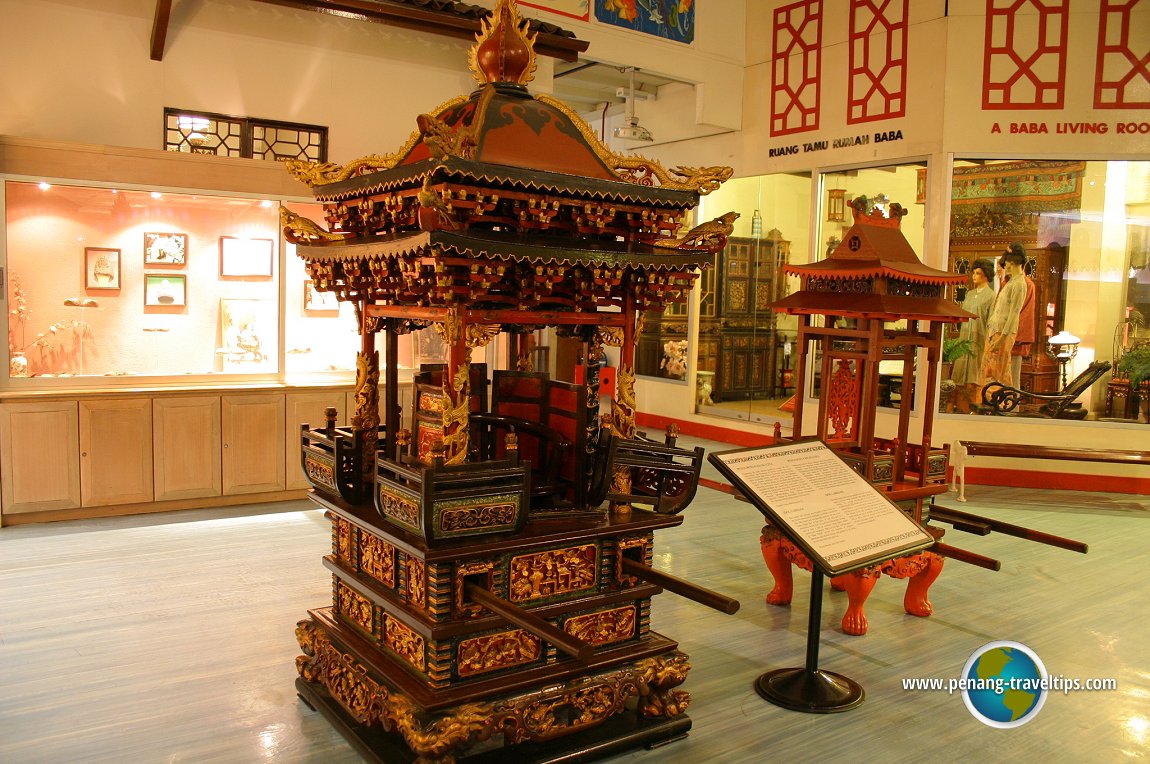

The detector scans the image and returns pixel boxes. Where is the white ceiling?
[551,59,683,113]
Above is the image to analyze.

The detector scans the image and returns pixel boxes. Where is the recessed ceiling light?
[38,182,51,191]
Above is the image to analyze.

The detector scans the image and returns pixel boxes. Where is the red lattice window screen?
[771,0,823,136]
[982,0,1069,110]
[848,0,908,124]
[1095,0,1150,108]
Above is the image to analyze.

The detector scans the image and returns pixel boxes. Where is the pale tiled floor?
[1,482,1147,763]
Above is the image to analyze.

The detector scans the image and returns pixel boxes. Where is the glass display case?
[3,180,382,384]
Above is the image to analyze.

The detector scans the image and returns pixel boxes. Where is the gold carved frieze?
[384,614,426,672]
[358,531,396,588]
[378,483,421,531]
[563,606,637,647]
[296,617,692,760]
[418,389,445,413]
[407,558,427,609]
[335,582,375,635]
[615,536,649,585]
[335,517,352,563]
[416,424,444,464]
[296,617,494,759]
[509,544,598,603]
[455,561,495,617]
[436,494,520,536]
[304,455,337,492]
[457,629,541,677]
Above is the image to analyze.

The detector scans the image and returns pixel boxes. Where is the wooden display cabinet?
[0,400,81,514]
[80,398,154,506]
[153,395,223,501]
[221,393,287,495]
[694,232,790,401]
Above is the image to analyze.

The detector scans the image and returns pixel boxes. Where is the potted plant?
[942,337,976,380]
[1117,344,1150,389]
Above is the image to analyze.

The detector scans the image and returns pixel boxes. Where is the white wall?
[0,0,746,163]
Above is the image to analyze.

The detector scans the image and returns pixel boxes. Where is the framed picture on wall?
[84,247,121,290]
[144,274,187,307]
[143,232,188,265]
[219,297,273,370]
[219,236,274,277]
[303,280,340,313]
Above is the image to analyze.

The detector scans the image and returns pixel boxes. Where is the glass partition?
[687,172,813,425]
[939,159,1150,420]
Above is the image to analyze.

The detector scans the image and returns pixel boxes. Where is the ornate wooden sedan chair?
[287,3,739,761]
[756,196,973,636]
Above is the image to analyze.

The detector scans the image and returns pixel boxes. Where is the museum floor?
[1,453,1147,763]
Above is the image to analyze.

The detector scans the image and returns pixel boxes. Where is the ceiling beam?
[251,0,588,61]
[149,0,588,64]
[150,0,173,61]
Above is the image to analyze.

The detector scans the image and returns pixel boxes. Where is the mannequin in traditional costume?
[981,248,1028,387]
[1009,245,1037,389]
[953,260,994,412]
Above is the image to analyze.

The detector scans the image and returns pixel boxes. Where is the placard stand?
[708,439,936,714]
[754,566,863,712]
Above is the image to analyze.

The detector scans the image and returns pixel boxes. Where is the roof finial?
[469,0,537,86]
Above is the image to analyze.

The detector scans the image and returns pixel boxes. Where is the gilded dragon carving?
[441,362,471,466]
[284,154,403,187]
[652,211,739,253]
[280,206,351,245]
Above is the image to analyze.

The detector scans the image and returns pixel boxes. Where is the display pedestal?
[710,440,936,716]
[753,568,863,713]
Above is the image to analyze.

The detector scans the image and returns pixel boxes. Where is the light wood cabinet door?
[222,393,285,494]
[154,396,222,501]
[80,398,153,506]
[286,391,348,489]
[0,401,81,515]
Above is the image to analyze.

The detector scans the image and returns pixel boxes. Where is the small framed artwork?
[84,247,121,290]
[219,236,274,277]
[144,274,187,307]
[303,280,340,313]
[144,232,189,266]
[219,298,274,371]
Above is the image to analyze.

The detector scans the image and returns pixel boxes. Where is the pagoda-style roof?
[307,156,702,207]
[773,196,972,323]
[283,0,735,317]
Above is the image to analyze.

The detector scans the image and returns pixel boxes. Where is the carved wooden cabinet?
[696,231,790,401]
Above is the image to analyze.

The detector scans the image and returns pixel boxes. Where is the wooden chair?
[467,412,573,507]
[589,429,705,515]
[980,360,1112,419]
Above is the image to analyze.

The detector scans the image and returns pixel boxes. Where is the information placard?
[710,439,934,576]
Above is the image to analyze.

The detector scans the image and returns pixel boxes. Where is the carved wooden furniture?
[694,232,791,401]
[1105,378,1150,422]
[287,3,739,760]
[761,196,971,635]
[980,360,1112,419]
